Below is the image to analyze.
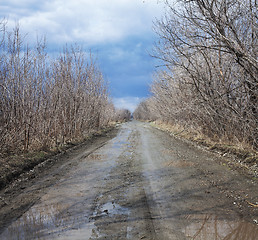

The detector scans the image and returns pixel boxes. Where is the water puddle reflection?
[112,140,129,149]
[92,201,129,219]
[183,214,258,240]
[0,201,100,240]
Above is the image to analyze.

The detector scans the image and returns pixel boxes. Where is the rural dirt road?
[0,121,257,239]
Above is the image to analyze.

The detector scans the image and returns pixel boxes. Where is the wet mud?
[0,121,257,239]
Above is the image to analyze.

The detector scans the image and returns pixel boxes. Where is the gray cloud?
[0,0,164,111]
[1,0,164,46]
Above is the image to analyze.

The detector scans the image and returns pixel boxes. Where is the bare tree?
[136,0,257,148]
[0,21,116,155]
[115,109,131,122]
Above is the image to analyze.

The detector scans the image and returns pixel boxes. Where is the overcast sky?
[0,0,165,112]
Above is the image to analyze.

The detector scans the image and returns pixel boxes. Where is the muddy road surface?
[0,121,257,239]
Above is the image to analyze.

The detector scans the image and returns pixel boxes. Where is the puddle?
[0,200,105,240]
[92,202,129,218]
[0,202,83,239]
[112,140,129,149]
[111,127,132,150]
[124,151,133,157]
[183,214,258,240]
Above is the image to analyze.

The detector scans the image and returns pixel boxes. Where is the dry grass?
[151,121,258,169]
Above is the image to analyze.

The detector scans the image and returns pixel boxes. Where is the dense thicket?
[0,21,117,154]
[115,109,131,122]
[135,0,257,149]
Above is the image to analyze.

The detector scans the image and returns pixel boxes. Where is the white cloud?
[113,97,143,113]
[0,0,164,46]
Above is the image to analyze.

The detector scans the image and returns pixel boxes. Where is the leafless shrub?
[134,98,156,121]
[0,22,115,155]
[115,108,131,122]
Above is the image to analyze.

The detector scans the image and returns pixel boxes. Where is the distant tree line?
[134,0,257,149]
[115,109,131,122]
[0,20,130,155]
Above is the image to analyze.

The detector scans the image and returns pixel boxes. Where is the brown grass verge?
[150,121,257,176]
